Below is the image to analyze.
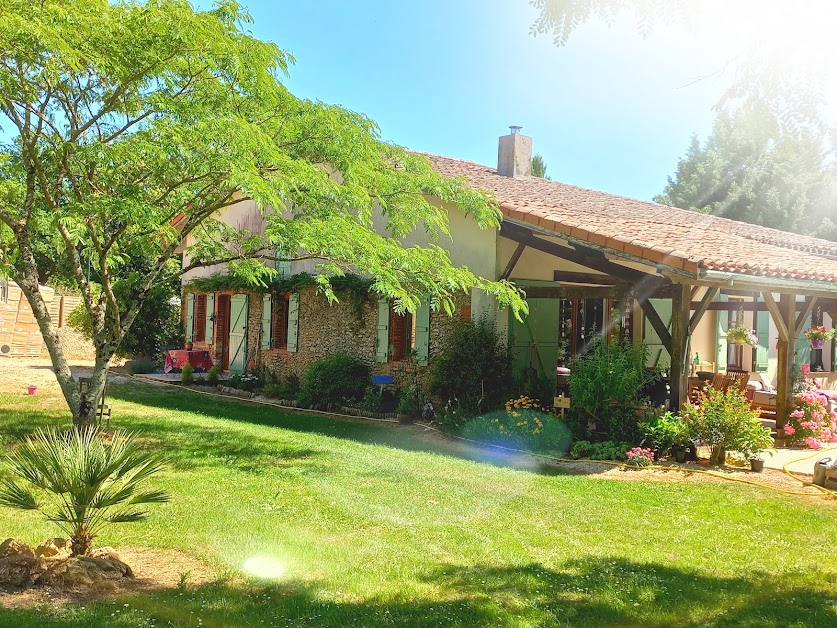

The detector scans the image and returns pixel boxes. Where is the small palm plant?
[0,427,169,556]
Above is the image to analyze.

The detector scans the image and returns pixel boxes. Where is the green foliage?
[125,359,159,375]
[640,411,689,455]
[656,106,837,242]
[515,369,556,408]
[299,354,370,408]
[181,363,194,384]
[226,373,262,393]
[262,372,300,400]
[531,154,551,180]
[569,440,632,461]
[737,420,777,461]
[460,408,571,453]
[568,338,658,441]
[207,366,221,385]
[682,386,761,464]
[430,318,513,418]
[0,0,525,425]
[0,427,169,556]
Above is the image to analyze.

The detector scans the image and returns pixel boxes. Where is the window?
[271,294,291,349]
[193,294,207,342]
[388,307,416,362]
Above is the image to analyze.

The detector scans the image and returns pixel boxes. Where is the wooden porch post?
[774,293,797,431]
[670,283,691,410]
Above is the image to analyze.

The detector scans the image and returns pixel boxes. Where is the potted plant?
[803,326,834,350]
[640,411,686,461]
[726,323,759,347]
[737,420,776,472]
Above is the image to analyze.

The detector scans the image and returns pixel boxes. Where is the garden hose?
[127,374,834,499]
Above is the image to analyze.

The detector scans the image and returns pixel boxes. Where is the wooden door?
[228,294,249,374]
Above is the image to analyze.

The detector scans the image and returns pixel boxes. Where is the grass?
[0,381,836,626]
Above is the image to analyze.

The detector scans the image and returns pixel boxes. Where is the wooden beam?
[522,286,625,300]
[670,284,691,410]
[762,291,789,342]
[775,293,796,431]
[687,301,818,312]
[637,296,672,354]
[794,297,817,337]
[689,286,718,333]
[553,271,626,285]
[500,222,665,286]
[502,243,526,280]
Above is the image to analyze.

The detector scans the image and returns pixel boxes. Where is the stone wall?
[260,287,472,392]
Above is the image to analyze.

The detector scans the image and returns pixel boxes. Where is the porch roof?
[425,153,837,288]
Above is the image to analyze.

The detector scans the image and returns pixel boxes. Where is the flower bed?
[784,390,837,449]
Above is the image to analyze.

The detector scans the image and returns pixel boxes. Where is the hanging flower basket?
[726,323,758,347]
[804,326,834,349]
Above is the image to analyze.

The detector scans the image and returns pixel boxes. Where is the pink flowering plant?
[625,446,655,467]
[784,390,837,450]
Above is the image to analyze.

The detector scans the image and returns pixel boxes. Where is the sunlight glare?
[243,555,286,579]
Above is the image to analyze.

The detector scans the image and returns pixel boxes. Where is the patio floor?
[762,445,837,475]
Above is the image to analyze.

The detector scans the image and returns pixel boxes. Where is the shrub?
[569,440,632,461]
[227,373,262,392]
[125,359,159,375]
[207,365,221,385]
[361,386,383,412]
[298,353,370,408]
[459,405,571,453]
[682,386,760,464]
[784,390,837,449]
[640,411,689,455]
[738,420,776,461]
[514,370,555,408]
[0,428,169,556]
[263,372,300,400]
[430,317,513,419]
[568,338,658,442]
[181,362,194,384]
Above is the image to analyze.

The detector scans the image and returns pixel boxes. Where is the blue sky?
[211,0,742,201]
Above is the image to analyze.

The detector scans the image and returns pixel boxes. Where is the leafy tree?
[655,105,837,240]
[0,0,525,427]
[531,153,550,179]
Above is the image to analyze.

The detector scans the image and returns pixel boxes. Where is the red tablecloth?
[164,350,214,373]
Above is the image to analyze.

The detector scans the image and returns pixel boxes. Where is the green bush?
[181,362,194,384]
[682,386,761,465]
[207,365,221,385]
[568,338,658,442]
[263,372,300,399]
[640,411,689,455]
[125,359,159,375]
[459,408,571,454]
[569,440,632,461]
[298,353,370,408]
[430,317,513,422]
[227,373,262,392]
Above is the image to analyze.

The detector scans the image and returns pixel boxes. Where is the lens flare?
[243,555,285,579]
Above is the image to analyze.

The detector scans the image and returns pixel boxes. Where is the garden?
[1,367,837,626]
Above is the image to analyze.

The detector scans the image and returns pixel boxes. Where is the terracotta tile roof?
[424,153,837,284]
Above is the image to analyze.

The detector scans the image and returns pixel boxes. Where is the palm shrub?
[0,428,169,556]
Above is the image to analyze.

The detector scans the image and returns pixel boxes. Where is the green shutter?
[795,313,811,368]
[261,294,272,350]
[755,298,769,373]
[414,301,431,366]
[287,293,300,353]
[205,294,215,343]
[376,299,390,363]
[185,293,195,342]
[716,293,728,373]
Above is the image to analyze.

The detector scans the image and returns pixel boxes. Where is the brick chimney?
[497,126,532,177]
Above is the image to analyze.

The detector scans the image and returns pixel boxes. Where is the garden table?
[164,350,214,373]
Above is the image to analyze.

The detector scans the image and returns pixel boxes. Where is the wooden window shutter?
[716,293,728,373]
[376,299,390,363]
[205,294,215,344]
[287,293,300,352]
[754,296,769,373]
[185,293,195,342]
[194,295,206,342]
[389,310,407,361]
[271,297,288,349]
[261,295,272,350]
[414,300,431,366]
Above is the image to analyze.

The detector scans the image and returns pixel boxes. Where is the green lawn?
[1,382,836,627]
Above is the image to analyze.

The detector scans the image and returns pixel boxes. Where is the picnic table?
[164,350,214,373]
